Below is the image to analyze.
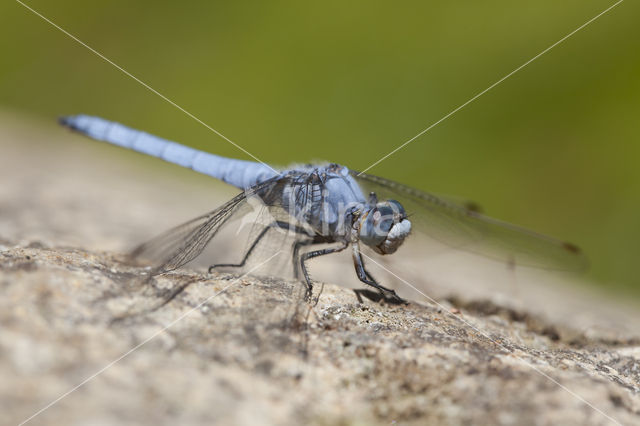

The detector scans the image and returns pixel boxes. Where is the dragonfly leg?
[299,241,349,301]
[353,268,405,304]
[208,225,272,272]
[352,268,398,304]
[209,220,313,273]
[352,244,406,304]
[353,288,406,305]
[292,239,315,280]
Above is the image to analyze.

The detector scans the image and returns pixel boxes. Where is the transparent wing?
[128,174,322,277]
[129,191,250,275]
[351,171,587,271]
[129,177,288,275]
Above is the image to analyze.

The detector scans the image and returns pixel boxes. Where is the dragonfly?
[59,115,587,303]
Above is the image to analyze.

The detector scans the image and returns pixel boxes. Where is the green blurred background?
[1,1,639,296]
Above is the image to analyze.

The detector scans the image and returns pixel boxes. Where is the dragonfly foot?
[353,288,407,305]
[208,262,244,273]
[302,283,314,303]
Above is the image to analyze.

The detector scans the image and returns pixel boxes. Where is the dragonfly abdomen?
[60,115,277,189]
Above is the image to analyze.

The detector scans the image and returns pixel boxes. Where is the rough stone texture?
[1,112,639,425]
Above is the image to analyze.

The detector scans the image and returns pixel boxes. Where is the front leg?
[352,242,405,304]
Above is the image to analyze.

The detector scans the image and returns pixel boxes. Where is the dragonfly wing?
[129,177,287,275]
[351,171,587,271]
[129,174,322,276]
[129,191,248,274]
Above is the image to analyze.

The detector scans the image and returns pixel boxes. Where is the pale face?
[358,199,411,255]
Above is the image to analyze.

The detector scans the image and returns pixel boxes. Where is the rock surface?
[1,112,639,425]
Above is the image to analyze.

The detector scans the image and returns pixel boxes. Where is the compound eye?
[388,200,407,218]
[379,218,393,234]
[375,207,394,233]
[371,209,392,235]
[376,205,395,221]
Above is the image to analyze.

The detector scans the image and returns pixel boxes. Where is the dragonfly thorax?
[358,199,411,255]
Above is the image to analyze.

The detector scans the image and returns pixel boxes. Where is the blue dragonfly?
[60,115,586,303]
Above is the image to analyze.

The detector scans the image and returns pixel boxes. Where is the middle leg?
[299,240,349,301]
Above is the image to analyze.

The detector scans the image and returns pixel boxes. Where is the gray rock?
[1,112,639,425]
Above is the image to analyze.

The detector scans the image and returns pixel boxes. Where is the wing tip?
[562,241,581,254]
[561,241,591,272]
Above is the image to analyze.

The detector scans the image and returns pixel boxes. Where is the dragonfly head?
[359,199,411,255]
